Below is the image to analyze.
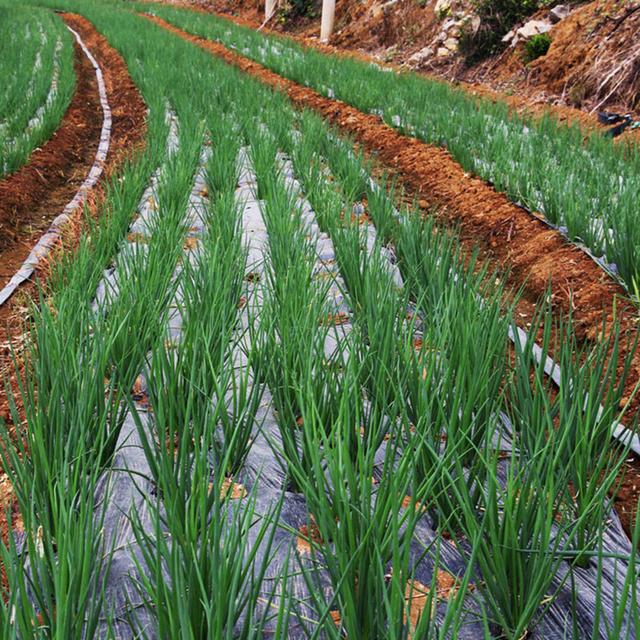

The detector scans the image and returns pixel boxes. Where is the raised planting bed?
[0,3,74,178]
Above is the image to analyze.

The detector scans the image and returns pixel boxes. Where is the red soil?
[472,1,640,119]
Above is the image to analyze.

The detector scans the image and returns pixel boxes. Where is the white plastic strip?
[357,136,640,458]
[509,324,640,456]
[0,24,112,307]
[11,38,62,140]
[25,38,64,132]
[0,29,60,144]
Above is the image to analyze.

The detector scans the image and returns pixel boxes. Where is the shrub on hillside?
[280,0,318,19]
[523,32,551,62]
[460,0,553,64]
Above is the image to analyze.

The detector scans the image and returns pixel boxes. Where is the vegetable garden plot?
[132,13,640,428]
[91,112,203,636]
[2,4,640,638]
[141,4,640,294]
[0,4,74,177]
[134,122,637,637]
[324,129,640,458]
[260,115,640,639]
[12,116,638,637]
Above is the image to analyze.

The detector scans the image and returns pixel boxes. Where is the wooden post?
[320,0,336,42]
[265,0,276,21]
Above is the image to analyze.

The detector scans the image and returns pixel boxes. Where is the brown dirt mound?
[330,0,640,137]
[63,13,147,163]
[331,0,439,53]
[488,1,640,115]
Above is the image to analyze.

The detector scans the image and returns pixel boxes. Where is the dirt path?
[146,13,640,536]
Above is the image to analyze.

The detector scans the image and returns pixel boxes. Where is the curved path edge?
[0,24,111,308]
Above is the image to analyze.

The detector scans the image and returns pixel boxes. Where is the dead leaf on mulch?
[404,570,474,630]
[296,517,324,555]
[329,609,342,627]
[404,578,432,628]
[320,312,350,326]
[165,432,180,457]
[325,571,468,635]
[313,269,333,281]
[132,375,149,408]
[400,495,428,513]
[351,210,371,225]
[183,237,199,250]
[213,477,248,500]
[322,570,472,635]
[127,232,151,244]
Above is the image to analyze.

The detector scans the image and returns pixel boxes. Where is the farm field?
[141,3,640,293]
[0,1,639,638]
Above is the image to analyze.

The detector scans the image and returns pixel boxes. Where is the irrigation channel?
[3,3,640,639]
